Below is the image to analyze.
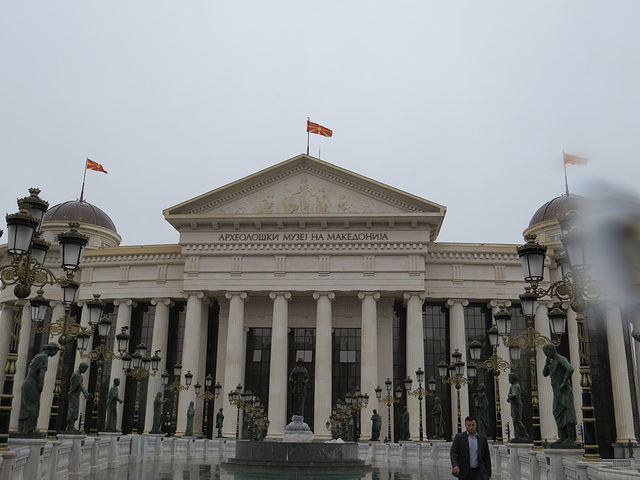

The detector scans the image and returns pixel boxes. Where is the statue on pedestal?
[67,362,93,432]
[216,408,224,438]
[185,401,195,436]
[151,392,169,434]
[370,409,381,441]
[289,358,308,417]
[401,406,410,441]
[105,378,123,431]
[507,372,530,442]
[431,396,445,439]
[18,342,60,434]
[472,383,490,436]
[542,343,578,446]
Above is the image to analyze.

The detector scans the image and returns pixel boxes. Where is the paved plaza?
[87,459,454,480]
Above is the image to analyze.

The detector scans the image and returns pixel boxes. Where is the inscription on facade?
[217,232,391,243]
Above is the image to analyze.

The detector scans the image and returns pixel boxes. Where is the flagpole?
[306,117,310,155]
[562,150,570,196]
[80,158,88,202]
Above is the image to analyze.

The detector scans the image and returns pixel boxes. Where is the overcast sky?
[2,1,638,247]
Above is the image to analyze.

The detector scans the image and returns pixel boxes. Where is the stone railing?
[1,436,639,480]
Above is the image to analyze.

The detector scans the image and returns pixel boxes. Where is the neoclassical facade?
[0,154,637,458]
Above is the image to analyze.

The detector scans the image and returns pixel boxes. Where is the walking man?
[450,416,492,479]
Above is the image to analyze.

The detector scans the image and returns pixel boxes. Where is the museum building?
[0,154,638,458]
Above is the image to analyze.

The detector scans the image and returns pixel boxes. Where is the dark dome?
[43,200,117,233]
[528,194,585,227]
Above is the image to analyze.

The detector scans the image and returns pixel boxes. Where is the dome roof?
[43,200,117,233]
[528,194,585,227]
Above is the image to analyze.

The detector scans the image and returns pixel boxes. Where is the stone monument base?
[227,441,369,472]
[282,415,314,443]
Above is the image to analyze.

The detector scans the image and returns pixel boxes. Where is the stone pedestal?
[282,415,314,443]
[506,442,534,480]
[541,449,584,480]
[7,437,47,480]
[57,434,87,479]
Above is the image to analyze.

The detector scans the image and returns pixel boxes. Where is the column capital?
[269,292,292,301]
[403,292,426,302]
[358,291,380,301]
[182,290,207,300]
[445,298,469,308]
[225,291,248,301]
[151,298,174,307]
[113,298,136,308]
[313,291,335,301]
[487,299,511,309]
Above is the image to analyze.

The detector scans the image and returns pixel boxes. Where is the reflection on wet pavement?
[88,459,454,480]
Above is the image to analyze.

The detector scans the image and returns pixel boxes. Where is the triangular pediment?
[165,154,446,218]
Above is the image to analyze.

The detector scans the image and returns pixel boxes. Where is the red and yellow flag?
[563,152,588,166]
[307,120,333,137]
[86,158,108,174]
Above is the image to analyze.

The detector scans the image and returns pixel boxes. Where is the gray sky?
[2,1,638,247]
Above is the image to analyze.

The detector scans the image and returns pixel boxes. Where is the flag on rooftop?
[306,120,332,137]
[86,158,108,174]
[563,152,588,166]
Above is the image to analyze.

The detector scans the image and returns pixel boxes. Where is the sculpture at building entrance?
[289,358,308,417]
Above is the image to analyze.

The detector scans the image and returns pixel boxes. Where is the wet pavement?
[88,459,454,480]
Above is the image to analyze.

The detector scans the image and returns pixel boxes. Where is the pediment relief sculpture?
[218,176,409,215]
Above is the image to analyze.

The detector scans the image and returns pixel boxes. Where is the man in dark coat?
[450,416,492,480]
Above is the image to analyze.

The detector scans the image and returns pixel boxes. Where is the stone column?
[313,291,335,437]
[221,292,247,438]
[38,302,64,432]
[0,304,15,387]
[144,298,172,434]
[359,291,380,441]
[604,303,635,442]
[446,298,469,437]
[489,300,511,442]
[267,291,291,438]
[536,302,556,443]
[195,297,210,436]
[108,299,135,431]
[404,292,425,440]
[176,291,206,435]
[565,306,582,431]
[10,303,32,430]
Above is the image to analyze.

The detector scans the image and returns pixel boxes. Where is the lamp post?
[518,225,601,461]
[228,385,258,440]
[468,324,514,445]
[0,189,104,445]
[161,364,193,436]
[375,378,403,442]
[493,299,562,451]
[344,387,369,442]
[438,349,473,434]
[194,375,222,439]
[121,344,161,434]
[76,319,130,435]
[404,368,436,442]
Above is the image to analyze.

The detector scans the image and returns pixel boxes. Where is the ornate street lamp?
[518,225,601,461]
[375,378,403,442]
[194,374,222,439]
[0,189,104,444]
[122,344,161,434]
[468,321,515,445]
[438,349,473,434]
[77,318,130,435]
[404,368,435,442]
[161,363,192,436]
